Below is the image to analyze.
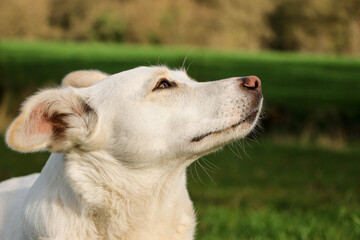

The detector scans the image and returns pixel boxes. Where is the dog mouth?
[191,110,259,143]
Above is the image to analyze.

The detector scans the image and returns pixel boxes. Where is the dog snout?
[239,76,262,95]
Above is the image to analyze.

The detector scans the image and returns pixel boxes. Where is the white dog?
[0,66,263,240]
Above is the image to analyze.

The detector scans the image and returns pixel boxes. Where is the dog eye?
[153,78,174,91]
[158,81,170,89]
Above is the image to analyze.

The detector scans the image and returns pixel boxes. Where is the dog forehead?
[109,66,194,87]
[84,66,197,104]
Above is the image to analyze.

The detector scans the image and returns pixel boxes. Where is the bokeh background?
[0,0,359,239]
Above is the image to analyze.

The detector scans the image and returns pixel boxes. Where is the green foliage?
[48,0,90,32]
[90,14,126,42]
[268,0,360,53]
[1,0,360,54]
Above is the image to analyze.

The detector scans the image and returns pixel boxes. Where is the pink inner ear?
[27,103,52,135]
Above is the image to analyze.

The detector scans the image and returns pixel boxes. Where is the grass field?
[1,40,360,111]
[0,40,359,239]
[1,137,359,239]
[1,40,359,139]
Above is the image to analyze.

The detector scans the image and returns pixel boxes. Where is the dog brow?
[155,69,170,77]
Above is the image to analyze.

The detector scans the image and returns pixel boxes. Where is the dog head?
[6,66,263,168]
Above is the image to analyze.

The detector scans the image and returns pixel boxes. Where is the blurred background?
[0,0,359,239]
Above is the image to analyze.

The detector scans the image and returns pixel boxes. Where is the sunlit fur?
[0,66,262,240]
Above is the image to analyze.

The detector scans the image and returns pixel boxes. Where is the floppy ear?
[62,70,108,88]
[6,88,97,153]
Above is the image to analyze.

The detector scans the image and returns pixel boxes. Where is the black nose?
[239,76,262,94]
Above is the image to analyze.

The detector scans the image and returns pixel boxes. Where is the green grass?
[1,40,359,139]
[0,138,48,179]
[1,40,360,111]
[0,40,359,239]
[190,140,360,239]
[1,137,359,239]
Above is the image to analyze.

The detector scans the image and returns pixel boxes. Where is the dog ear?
[6,88,97,153]
[62,70,108,88]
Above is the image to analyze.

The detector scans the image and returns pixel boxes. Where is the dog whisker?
[194,161,206,186]
[198,158,217,174]
[228,144,243,160]
[197,160,217,185]
[201,157,221,171]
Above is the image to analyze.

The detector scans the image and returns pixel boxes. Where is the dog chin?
[189,107,262,159]
[192,104,262,144]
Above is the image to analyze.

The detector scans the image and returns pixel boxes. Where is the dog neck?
[23,152,195,239]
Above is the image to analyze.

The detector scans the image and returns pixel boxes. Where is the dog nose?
[239,76,262,94]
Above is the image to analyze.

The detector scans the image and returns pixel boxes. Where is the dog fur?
[0,66,263,240]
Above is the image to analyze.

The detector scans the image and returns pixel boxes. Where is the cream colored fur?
[62,70,108,88]
[0,66,263,240]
